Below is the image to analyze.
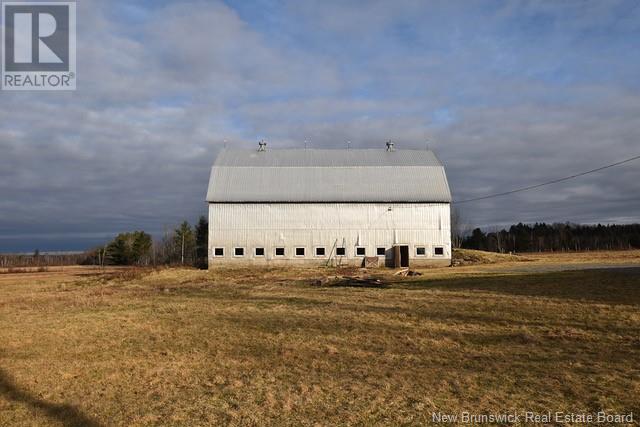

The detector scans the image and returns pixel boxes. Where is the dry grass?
[0,254,639,426]
[525,249,640,263]
[454,248,640,266]
[452,248,533,265]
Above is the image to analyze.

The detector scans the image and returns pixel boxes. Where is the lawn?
[0,259,639,426]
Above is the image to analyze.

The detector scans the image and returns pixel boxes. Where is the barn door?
[400,245,409,267]
[392,245,410,268]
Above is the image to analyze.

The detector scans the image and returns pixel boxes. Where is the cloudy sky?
[1,0,640,252]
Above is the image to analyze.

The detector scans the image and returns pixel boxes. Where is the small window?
[376,247,386,256]
[336,247,346,256]
[416,247,426,256]
[295,247,305,257]
[214,248,224,257]
[275,247,285,256]
[434,247,444,256]
[356,247,366,256]
[315,247,326,257]
[255,247,265,256]
[234,247,245,257]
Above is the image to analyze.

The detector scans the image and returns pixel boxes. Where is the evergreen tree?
[106,231,153,265]
[195,216,208,269]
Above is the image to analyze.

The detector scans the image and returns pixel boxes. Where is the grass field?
[0,251,639,426]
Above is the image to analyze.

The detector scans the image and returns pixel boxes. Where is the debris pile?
[312,267,422,288]
[312,273,388,288]
[393,268,422,277]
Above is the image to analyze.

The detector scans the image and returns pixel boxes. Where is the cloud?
[1,0,639,251]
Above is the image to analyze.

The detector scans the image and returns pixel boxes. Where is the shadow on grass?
[400,268,640,305]
[0,368,101,427]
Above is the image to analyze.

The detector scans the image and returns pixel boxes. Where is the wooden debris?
[393,268,422,277]
[313,277,330,286]
[312,275,388,288]
[336,276,388,288]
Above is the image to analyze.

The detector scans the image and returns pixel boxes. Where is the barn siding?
[208,203,451,266]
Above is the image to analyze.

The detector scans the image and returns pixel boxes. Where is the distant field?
[0,252,639,426]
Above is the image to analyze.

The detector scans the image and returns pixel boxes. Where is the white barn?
[205,144,452,267]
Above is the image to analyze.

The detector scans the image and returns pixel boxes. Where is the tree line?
[461,223,640,253]
[0,251,87,268]
[6,217,640,269]
[82,216,209,268]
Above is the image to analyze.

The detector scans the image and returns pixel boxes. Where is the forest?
[79,216,209,268]
[461,223,640,253]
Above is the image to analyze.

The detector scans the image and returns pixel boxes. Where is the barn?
[205,143,452,267]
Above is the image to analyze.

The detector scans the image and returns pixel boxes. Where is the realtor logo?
[2,1,76,90]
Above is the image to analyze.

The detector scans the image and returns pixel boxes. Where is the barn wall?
[208,203,451,267]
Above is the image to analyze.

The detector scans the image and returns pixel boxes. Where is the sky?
[1,0,640,252]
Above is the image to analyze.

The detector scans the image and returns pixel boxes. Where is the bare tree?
[451,206,471,248]
[174,221,195,266]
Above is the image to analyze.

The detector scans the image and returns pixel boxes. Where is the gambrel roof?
[206,148,452,203]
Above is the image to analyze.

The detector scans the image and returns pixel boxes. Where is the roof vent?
[386,141,395,152]
[258,140,267,152]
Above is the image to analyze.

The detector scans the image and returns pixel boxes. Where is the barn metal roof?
[206,148,452,203]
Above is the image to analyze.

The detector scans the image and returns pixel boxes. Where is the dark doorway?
[400,245,409,267]
[392,245,410,268]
